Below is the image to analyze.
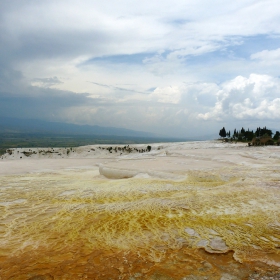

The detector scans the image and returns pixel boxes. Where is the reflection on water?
[0,168,280,279]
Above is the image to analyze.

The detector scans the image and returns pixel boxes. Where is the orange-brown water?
[0,167,280,279]
[1,246,280,279]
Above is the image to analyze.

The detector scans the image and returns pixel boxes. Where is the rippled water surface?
[0,143,280,279]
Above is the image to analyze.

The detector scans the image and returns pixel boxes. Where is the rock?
[196,237,229,253]
[208,237,229,253]
[196,239,209,247]
[209,237,229,253]
[184,227,200,237]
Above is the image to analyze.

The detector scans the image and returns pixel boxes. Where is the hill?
[0,117,154,137]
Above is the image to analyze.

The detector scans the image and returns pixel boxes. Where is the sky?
[1,0,280,137]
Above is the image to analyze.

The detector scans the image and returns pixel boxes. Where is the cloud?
[1,68,280,137]
[0,85,94,120]
[1,1,280,137]
[251,48,280,64]
[2,0,280,64]
[151,86,182,104]
[89,81,148,95]
[32,76,63,88]
[198,74,280,121]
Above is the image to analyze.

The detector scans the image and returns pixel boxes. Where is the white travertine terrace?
[0,141,280,279]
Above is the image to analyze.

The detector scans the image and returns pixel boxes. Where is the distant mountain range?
[0,117,156,138]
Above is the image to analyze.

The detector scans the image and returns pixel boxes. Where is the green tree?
[273,131,280,140]
[244,129,254,141]
[255,126,272,137]
[219,127,226,138]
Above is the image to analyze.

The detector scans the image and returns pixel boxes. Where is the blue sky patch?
[83,53,155,65]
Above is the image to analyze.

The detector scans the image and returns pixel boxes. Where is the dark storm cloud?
[0,85,93,119]
[0,65,26,99]
[1,29,111,62]
[0,64,95,120]
[0,0,280,137]
[0,2,118,64]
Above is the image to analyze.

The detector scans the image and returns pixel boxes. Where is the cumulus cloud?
[198,74,280,121]
[1,68,280,137]
[149,82,218,107]
[1,1,280,137]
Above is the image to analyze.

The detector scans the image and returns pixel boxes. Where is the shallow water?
[0,162,280,279]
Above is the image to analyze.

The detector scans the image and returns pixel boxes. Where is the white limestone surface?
[0,140,271,176]
[0,140,280,279]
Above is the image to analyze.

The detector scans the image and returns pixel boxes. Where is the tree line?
[219,126,280,141]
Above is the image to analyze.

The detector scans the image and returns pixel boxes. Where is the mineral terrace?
[0,141,280,279]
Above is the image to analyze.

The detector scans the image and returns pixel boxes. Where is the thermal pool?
[0,141,280,279]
